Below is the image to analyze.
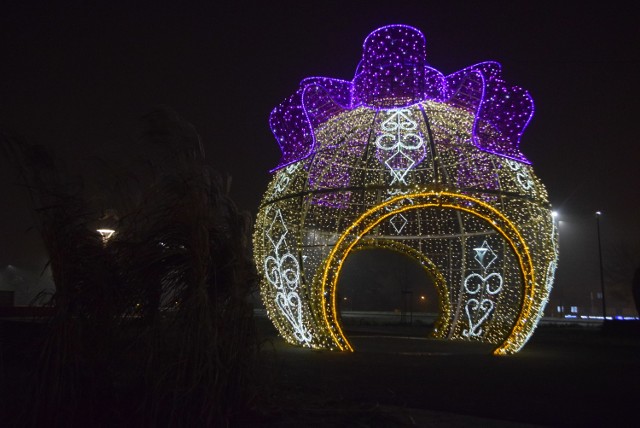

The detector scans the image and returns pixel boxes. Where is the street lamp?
[595,211,606,320]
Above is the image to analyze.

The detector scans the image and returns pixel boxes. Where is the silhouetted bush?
[1,108,257,427]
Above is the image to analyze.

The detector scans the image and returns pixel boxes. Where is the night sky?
[1,1,639,309]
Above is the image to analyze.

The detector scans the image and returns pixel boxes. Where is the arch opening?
[336,245,447,343]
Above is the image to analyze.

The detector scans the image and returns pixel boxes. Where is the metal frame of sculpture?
[254,24,558,355]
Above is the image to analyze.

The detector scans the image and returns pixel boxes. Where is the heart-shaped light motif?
[276,291,311,343]
[463,298,494,337]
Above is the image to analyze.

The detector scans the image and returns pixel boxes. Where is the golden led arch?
[254,25,558,355]
[317,191,536,355]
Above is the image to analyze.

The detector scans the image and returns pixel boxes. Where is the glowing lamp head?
[97,228,116,243]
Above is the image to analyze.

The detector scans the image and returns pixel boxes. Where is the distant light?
[595,211,602,216]
[97,229,116,243]
[420,295,426,300]
[551,211,558,218]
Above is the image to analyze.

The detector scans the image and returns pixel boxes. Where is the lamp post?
[595,211,606,320]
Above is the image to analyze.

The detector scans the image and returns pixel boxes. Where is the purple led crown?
[269,24,534,171]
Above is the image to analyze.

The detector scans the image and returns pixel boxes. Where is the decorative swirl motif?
[265,208,311,344]
[462,241,503,338]
[264,253,300,291]
[374,109,426,184]
[506,159,533,190]
[464,272,504,295]
[273,163,300,196]
[376,109,423,150]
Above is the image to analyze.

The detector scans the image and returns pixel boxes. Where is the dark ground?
[1,317,639,427]
[248,317,640,427]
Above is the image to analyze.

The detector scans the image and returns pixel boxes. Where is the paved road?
[257,320,640,427]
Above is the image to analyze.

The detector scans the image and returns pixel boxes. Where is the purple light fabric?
[269,24,534,171]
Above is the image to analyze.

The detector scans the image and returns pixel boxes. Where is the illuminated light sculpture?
[254,25,558,355]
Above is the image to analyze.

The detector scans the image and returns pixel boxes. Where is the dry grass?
[1,108,258,427]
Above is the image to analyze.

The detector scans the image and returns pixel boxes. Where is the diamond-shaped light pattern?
[385,151,416,184]
[473,240,497,269]
[389,213,408,234]
[266,209,287,252]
